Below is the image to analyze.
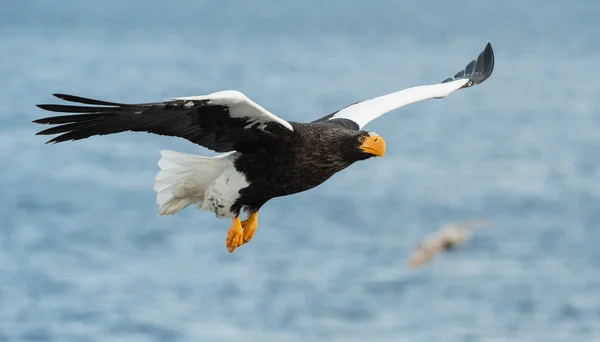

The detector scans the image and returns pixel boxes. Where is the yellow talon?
[226,216,244,253]
[241,212,259,245]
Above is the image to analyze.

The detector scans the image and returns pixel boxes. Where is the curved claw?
[226,217,244,253]
[241,212,259,245]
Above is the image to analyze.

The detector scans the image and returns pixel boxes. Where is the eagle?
[33,43,494,253]
[407,219,491,268]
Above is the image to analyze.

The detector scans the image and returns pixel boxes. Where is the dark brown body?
[233,121,371,215]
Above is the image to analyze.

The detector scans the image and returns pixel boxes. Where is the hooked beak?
[359,134,386,157]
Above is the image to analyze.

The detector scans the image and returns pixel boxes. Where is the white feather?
[171,90,294,132]
[154,150,232,216]
[329,43,494,130]
[199,164,250,218]
[330,79,469,129]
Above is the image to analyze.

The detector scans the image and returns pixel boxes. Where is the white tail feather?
[154,150,229,216]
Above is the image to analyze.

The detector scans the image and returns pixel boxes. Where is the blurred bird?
[408,219,490,268]
[32,43,494,253]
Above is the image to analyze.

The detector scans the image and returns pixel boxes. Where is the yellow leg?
[226,216,244,253]
[241,212,259,245]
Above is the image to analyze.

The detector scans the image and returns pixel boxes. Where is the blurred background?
[1,0,599,341]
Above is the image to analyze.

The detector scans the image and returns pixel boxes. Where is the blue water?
[1,1,600,341]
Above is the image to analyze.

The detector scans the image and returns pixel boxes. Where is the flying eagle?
[407,219,491,268]
[33,43,495,253]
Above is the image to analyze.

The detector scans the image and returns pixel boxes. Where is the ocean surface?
[1,1,600,341]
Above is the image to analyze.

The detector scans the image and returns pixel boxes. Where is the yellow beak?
[359,135,386,157]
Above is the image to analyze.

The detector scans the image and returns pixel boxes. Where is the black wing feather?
[33,94,292,153]
[310,102,361,130]
[441,42,495,87]
[310,102,359,124]
[53,93,129,106]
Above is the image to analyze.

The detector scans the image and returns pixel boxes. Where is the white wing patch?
[330,79,469,129]
[172,90,294,132]
[327,43,494,130]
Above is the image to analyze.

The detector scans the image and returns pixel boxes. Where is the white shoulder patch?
[171,90,294,132]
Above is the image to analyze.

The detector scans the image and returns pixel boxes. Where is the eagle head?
[346,131,386,161]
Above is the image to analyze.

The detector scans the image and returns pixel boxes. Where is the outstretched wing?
[408,237,446,268]
[313,42,495,130]
[33,90,294,153]
[441,218,490,231]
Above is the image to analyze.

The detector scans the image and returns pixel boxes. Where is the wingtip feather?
[35,104,58,113]
[32,116,46,124]
[479,42,495,84]
[48,93,126,106]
